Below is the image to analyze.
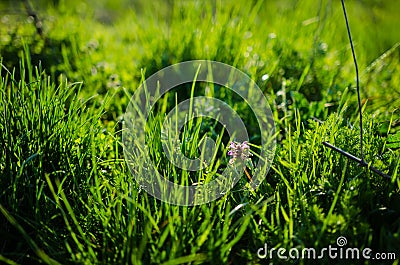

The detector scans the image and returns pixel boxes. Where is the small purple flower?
[227,141,252,165]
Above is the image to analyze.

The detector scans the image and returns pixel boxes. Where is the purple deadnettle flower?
[227,141,252,165]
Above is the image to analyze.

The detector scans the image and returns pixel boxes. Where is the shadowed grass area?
[0,0,399,264]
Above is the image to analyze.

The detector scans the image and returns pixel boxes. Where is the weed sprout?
[228,141,253,181]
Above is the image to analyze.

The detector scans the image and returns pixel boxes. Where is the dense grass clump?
[0,0,399,264]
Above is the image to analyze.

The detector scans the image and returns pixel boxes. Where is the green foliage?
[387,132,400,149]
[0,0,399,264]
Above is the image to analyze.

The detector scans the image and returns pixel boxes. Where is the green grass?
[1,0,400,264]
